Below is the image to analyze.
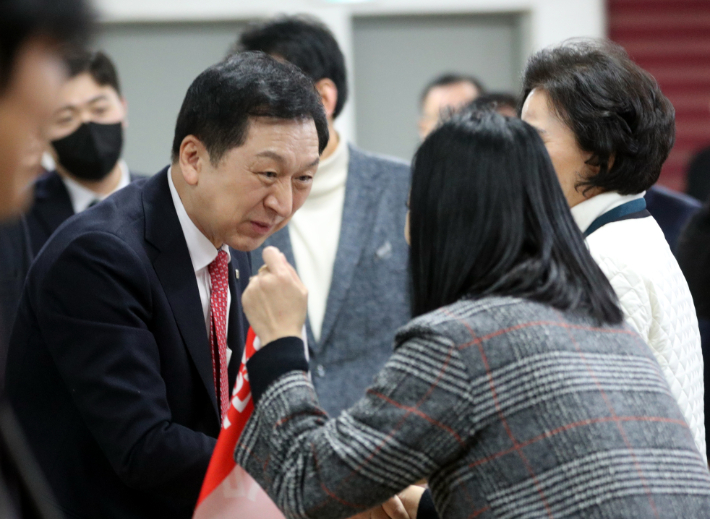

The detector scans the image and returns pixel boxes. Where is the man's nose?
[264,182,293,217]
[79,109,93,124]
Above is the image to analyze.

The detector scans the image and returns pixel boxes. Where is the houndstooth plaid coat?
[236,296,710,519]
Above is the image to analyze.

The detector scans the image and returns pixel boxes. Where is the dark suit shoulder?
[25,170,74,257]
[31,170,66,196]
[33,179,147,266]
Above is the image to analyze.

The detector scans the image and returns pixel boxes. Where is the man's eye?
[297,176,313,183]
[55,115,74,125]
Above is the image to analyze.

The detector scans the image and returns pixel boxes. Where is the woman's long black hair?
[409,110,623,325]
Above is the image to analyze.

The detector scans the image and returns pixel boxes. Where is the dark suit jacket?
[645,184,701,254]
[0,216,32,389]
[252,145,411,416]
[6,168,250,518]
[26,169,143,257]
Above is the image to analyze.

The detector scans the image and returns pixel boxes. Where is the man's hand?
[242,246,308,345]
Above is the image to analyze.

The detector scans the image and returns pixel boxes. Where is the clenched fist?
[242,246,308,346]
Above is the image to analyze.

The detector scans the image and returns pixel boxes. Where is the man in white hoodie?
[521,39,706,460]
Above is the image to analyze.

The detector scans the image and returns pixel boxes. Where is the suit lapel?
[317,146,377,348]
[143,169,219,420]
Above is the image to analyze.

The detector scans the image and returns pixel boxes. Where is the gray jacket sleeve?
[236,331,473,519]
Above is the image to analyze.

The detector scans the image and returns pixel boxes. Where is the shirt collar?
[570,190,646,234]
[167,166,230,273]
[61,160,131,214]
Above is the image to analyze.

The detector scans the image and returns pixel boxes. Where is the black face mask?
[51,122,123,182]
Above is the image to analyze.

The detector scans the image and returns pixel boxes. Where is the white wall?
[95,0,605,145]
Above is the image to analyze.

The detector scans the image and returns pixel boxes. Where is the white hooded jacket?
[572,191,706,460]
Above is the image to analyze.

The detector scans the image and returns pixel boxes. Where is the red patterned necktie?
[208,250,230,422]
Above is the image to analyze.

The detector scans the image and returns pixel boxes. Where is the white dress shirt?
[167,168,232,362]
[289,136,349,342]
[61,160,131,214]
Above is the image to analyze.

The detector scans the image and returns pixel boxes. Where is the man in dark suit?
[6,52,328,518]
[236,17,412,417]
[26,49,141,257]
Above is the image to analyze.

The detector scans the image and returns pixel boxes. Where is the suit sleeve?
[237,332,473,519]
[35,231,215,500]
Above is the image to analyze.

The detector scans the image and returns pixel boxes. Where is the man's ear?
[120,96,129,129]
[178,136,205,186]
[314,78,338,120]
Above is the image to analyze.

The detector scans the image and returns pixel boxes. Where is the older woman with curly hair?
[521,39,705,459]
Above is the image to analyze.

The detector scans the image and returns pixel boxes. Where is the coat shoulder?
[348,144,410,182]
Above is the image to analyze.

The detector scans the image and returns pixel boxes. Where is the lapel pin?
[235,269,239,279]
[375,241,393,260]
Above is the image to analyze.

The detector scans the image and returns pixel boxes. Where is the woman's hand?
[242,246,308,345]
[347,485,427,519]
[348,495,409,519]
[396,485,426,519]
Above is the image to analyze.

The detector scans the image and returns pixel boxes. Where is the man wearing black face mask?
[25,49,140,257]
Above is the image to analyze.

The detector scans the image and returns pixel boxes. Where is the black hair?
[409,109,623,325]
[234,15,348,120]
[0,0,93,92]
[520,38,675,195]
[420,73,486,106]
[468,92,518,114]
[65,49,121,95]
[172,52,328,164]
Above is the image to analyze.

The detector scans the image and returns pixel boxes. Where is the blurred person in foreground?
[0,0,93,517]
[0,134,43,384]
[25,49,141,257]
[236,110,710,519]
[235,16,412,417]
[1,50,139,363]
[5,52,327,518]
[520,39,706,460]
[418,72,484,139]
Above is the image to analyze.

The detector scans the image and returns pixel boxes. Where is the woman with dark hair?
[520,39,706,461]
[237,111,710,519]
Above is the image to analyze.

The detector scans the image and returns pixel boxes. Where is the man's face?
[521,88,593,207]
[185,117,320,251]
[46,71,126,146]
[419,81,480,140]
[0,38,66,218]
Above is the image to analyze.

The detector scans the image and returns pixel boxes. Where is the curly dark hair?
[520,39,675,195]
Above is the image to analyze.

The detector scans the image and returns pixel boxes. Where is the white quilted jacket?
[573,192,706,460]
